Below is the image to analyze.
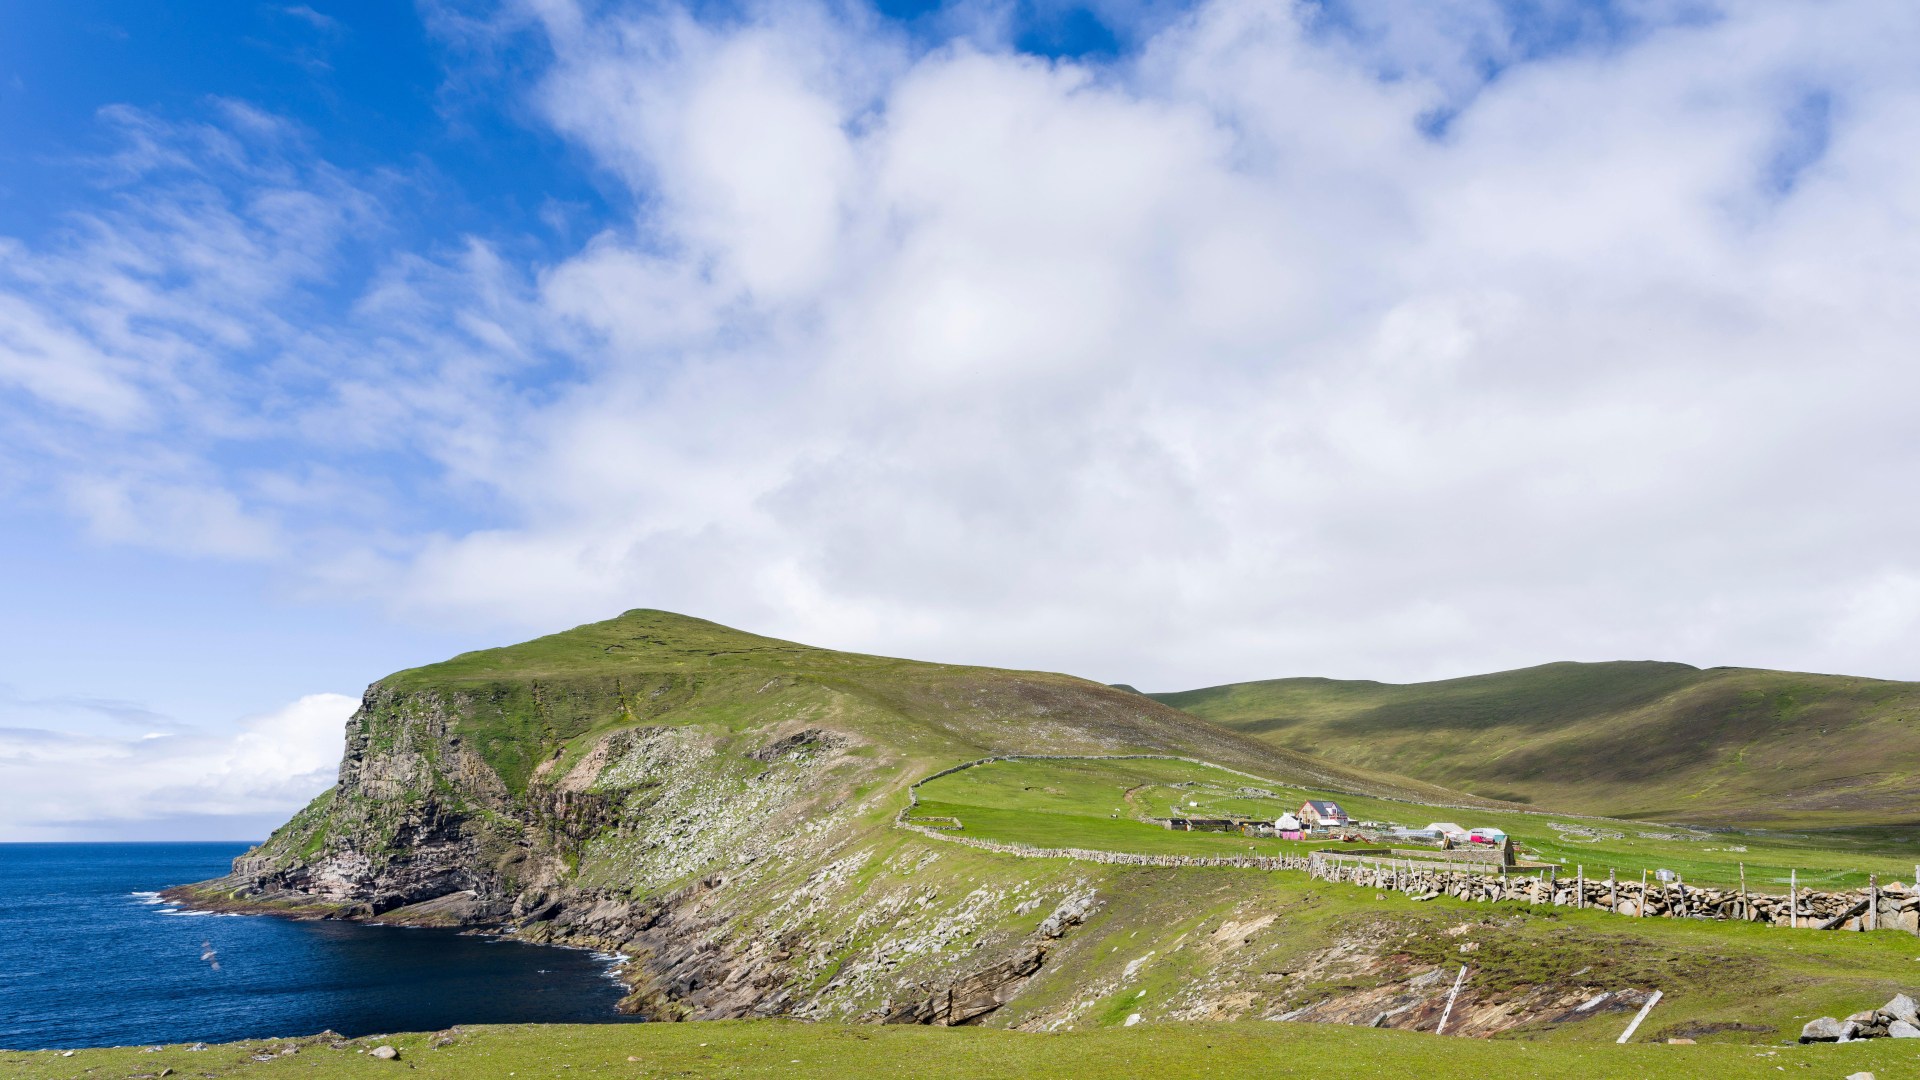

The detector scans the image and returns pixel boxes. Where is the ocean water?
[0,843,643,1050]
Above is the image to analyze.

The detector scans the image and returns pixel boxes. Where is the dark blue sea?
[0,843,642,1050]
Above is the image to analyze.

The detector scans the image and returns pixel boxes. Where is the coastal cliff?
[172,609,1356,1022]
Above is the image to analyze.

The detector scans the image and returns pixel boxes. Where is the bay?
[0,843,641,1050]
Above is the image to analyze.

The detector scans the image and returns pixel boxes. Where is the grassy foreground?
[9,1021,1917,1080]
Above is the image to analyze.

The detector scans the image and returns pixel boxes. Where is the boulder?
[1889,1020,1920,1039]
[1800,1017,1849,1043]
[1885,994,1920,1025]
[369,1046,399,1061]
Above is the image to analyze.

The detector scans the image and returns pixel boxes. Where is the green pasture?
[914,757,1920,892]
[11,1020,1919,1080]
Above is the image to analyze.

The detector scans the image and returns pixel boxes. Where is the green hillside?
[1151,661,1920,827]
[372,609,1456,801]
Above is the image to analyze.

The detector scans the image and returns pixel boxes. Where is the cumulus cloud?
[0,692,356,841]
[6,0,1920,702]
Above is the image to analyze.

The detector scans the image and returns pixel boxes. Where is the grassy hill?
[374,609,1461,802]
[1151,661,1920,828]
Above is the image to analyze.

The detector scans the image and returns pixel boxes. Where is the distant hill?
[1151,661,1920,828]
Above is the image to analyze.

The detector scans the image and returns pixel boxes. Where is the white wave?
[130,892,165,904]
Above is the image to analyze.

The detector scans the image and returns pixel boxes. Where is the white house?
[1300,800,1349,828]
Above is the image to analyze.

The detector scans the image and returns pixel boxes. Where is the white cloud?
[8,0,1920,716]
[362,0,1920,688]
[0,693,355,841]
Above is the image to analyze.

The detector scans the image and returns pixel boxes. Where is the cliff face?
[226,686,508,916]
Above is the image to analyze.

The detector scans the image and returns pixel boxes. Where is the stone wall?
[1302,851,1918,932]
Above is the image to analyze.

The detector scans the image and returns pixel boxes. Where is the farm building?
[1274,812,1302,831]
[1299,800,1349,828]
[1425,822,1468,839]
[1161,818,1242,832]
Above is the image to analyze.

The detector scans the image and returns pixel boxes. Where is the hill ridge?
[1152,659,1920,826]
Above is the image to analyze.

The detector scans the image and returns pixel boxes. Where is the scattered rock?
[1887,993,1920,1025]
[1890,1020,1920,1038]
[370,1045,399,1060]
[1845,1072,1875,1080]
[1665,1037,1694,1044]
[1038,893,1097,939]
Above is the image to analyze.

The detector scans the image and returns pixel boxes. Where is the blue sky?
[3,0,1917,840]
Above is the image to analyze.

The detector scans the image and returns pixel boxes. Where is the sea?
[0,843,644,1050]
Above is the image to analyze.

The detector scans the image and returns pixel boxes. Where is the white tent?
[1275,813,1302,830]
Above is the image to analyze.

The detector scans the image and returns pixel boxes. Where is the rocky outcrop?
[880,893,1099,1026]
[1801,994,1920,1042]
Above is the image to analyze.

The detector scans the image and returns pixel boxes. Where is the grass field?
[10,1020,1919,1079]
[914,756,1920,892]
[1153,660,1920,829]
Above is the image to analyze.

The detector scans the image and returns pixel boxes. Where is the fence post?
[1639,870,1648,917]
[1617,989,1663,1044]
[1790,870,1797,929]
[1609,868,1617,914]
[1436,965,1469,1036]
[1739,862,1747,921]
[1870,873,1878,932]
[1577,865,1584,910]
